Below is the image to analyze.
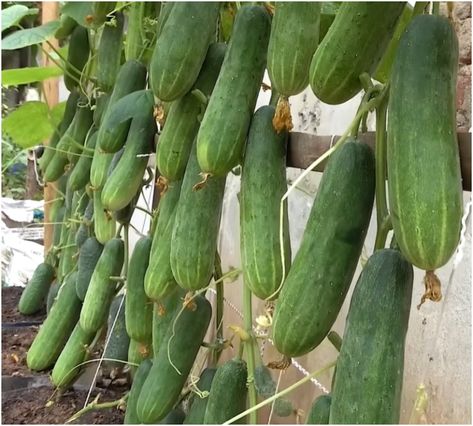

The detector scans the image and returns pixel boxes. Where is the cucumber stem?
[223,360,337,425]
[243,283,258,424]
[373,89,392,251]
[269,89,279,107]
[213,251,224,366]
[66,393,128,424]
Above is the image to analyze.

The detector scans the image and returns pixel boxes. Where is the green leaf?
[2,101,54,149]
[50,102,66,127]
[2,20,60,50]
[1,5,39,32]
[1,66,63,87]
[61,2,96,28]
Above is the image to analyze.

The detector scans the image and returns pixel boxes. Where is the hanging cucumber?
[103,295,130,370]
[18,262,55,315]
[272,140,375,357]
[157,42,226,182]
[329,249,413,424]
[309,2,405,104]
[196,5,271,176]
[65,25,90,92]
[387,15,462,298]
[184,367,217,424]
[68,129,97,192]
[125,358,153,424]
[170,142,226,291]
[75,237,104,301]
[149,2,220,101]
[240,106,291,300]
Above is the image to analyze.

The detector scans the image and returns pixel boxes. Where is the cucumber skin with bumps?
[75,237,104,301]
[309,2,405,104]
[104,295,130,369]
[125,359,153,424]
[306,395,331,424]
[272,141,375,357]
[387,15,462,271]
[18,263,55,315]
[126,237,153,343]
[136,295,212,423]
[51,323,96,389]
[79,238,124,334]
[27,273,82,371]
[267,3,321,97]
[170,143,226,291]
[204,358,248,424]
[145,180,182,301]
[157,43,226,182]
[149,2,220,101]
[329,249,413,424]
[240,106,291,300]
[196,5,271,176]
[65,25,89,92]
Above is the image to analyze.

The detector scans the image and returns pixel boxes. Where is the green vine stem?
[223,360,337,425]
[66,393,128,424]
[373,87,392,251]
[269,89,279,107]
[243,283,258,425]
[213,251,224,366]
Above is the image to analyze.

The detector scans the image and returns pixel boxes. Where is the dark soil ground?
[2,326,41,376]
[2,385,126,424]
[2,286,46,324]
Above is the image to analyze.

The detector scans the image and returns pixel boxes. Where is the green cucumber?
[184,367,217,425]
[196,5,270,176]
[306,395,331,424]
[152,288,186,356]
[104,295,130,369]
[240,106,291,300]
[137,294,212,423]
[75,237,104,301]
[51,323,96,389]
[68,129,98,191]
[97,60,147,153]
[319,3,340,41]
[125,358,153,424]
[53,205,66,248]
[157,42,226,182]
[58,225,77,283]
[66,101,94,165]
[145,180,182,301]
[93,187,116,244]
[90,149,114,189]
[149,2,220,101]
[329,249,413,424]
[170,143,226,291]
[27,273,82,371]
[309,2,405,104]
[161,409,186,424]
[156,2,174,38]
[39,90,80,173]
[272,140,375,357]
[80,238,124,334]
[18,262,55,315]
[64,25,90,92]
[96,11,124,92]
[267,3,320,97]
[126,237,153,343]
[387,15,462,271]
[93,93,111,128]
[128,339,153,378]
[55,14,78,40]
[75,198,94,249]
[46,281,59,313]
[101,112,155,211]
[204,358,248,424]
[92,1,117,25]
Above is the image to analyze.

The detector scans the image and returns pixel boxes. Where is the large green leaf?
[1,66,63,87]
[2,20,60,50]
[2,101,54,149]
[61,2,96,28]
[1,5,39,32]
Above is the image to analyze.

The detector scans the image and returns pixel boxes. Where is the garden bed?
[2,286,46,324]
[2,326,40,376]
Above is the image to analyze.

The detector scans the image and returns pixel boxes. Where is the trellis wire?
[207,287,330,395]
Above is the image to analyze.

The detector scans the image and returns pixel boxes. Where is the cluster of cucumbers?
[18,2,462,424]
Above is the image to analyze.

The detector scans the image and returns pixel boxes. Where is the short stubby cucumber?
[387,15,462,272]
[267,2,321,97]
[157,43,226,182]
[309,2,405,104]
[79,238,124,334]
[170,143,226,291]
[149,2,220,101]
[272,141,375,357]
[136,294,212,423]
[240,106,291,300]
[329,249,413,424]
[126,236,153,344]
[18,262,55,315]
[196,5,271,176]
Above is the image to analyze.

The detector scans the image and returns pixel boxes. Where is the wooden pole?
[42,1,59,255]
